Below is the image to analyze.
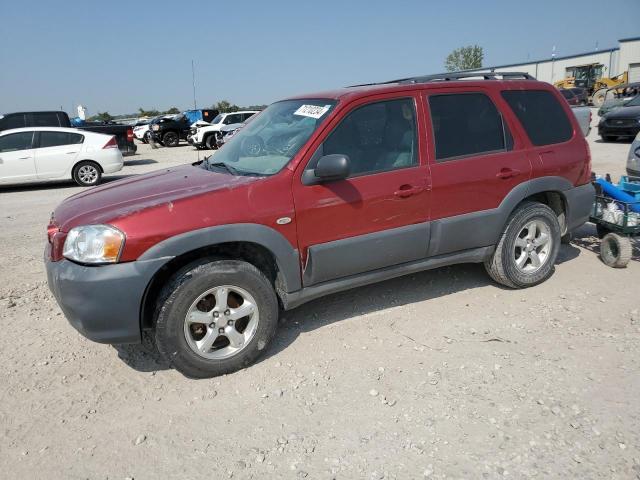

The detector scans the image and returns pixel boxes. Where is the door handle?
[496,168,520,179]
[19,156,32,160]
[394,185,424,198]
[66,151,79,154]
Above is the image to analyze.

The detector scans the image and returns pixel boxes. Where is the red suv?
[46,72,594,378]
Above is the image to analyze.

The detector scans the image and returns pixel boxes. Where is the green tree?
[213,100,239,113]
[89,111,113,123]
[165,107,180,114]
[138,107,161,117]
[445,45,484,72]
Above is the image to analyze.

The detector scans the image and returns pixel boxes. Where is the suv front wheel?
[162,131,180,147]
[155,259,279,378]
[485,202,561,288]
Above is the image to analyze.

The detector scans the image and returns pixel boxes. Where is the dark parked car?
[598,95,640,141]
[0,111,137,156]
[559,89,579,106]
[569,87,589,105]
[149,109,218,147]
[46,71,593,378]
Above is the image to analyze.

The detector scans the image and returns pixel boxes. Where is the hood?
[605,105,640,119]
[52,164,261,231]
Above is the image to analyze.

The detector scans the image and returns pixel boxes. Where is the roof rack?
[348,71,535,87]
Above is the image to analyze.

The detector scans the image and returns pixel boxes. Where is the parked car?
[148,109,219,147]
[627,131,640,177]
[598,94,640,141]
[0,111,137,156]
[188,111,259,149]
[571,106,592,136]
[216,122,245,147]
[0,127,123,186]
[569,87,589,105]
[559,88,579,106]
[598,82,640,116]
[132,118,151,143]
[133,115,173,143]
[45,71,594,378]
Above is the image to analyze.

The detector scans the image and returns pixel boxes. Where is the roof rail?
[348,71,536,87]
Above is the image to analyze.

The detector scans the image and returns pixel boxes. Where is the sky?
[1,0,638,116]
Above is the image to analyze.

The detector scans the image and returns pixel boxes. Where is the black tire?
[484,202,561,288]
[72,161,102,187]
[163,131,179,147]
[155,259,279,378]
[205,134,217,150]
[143,131,151,144]
[600,233,632,268]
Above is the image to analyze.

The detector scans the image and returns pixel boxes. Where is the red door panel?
[292,93,431,285]
[422,87,532,256]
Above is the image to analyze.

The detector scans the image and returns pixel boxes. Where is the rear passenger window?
[322,98,418,176]
[39,131,84,148]
[428,93,512,161]
[501,90,572,146]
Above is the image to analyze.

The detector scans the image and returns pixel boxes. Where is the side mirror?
[312,154,350,183]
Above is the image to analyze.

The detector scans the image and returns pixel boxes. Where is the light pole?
[192,60,197,110]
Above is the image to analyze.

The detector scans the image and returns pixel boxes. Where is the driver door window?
[322,98,418,176]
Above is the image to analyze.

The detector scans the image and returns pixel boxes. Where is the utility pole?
[192,60,197,110]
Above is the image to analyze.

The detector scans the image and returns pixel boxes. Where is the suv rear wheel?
[163,131,179,147]
[485,202,561,288]
[154,259,279,378]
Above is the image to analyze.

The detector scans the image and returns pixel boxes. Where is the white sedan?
[0,127,123,187]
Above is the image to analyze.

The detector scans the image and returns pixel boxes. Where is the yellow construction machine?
[554,63,628,107]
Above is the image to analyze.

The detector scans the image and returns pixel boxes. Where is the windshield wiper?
[208,161,241,176]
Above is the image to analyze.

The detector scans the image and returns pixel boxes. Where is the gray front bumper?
[46,256,167,344]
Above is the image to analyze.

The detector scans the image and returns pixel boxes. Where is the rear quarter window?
[501,90,573,146]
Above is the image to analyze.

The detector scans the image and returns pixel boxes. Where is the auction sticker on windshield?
[293,104,331,119]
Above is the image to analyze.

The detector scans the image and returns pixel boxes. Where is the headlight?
[63,225,125,264]
[152,124,160,131]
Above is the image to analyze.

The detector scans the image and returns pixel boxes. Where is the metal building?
[469,37,640,84]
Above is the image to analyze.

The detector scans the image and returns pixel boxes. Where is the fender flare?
[427,176,575,257]
[138,223,301,292]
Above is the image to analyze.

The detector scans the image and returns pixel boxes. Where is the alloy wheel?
[183,285,259,360]
[513,220,552,273]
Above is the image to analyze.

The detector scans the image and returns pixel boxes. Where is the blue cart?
[590,176,640,267]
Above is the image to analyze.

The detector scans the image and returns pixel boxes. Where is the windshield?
[202,99,336,176]
[626,95,640,107]
[211,114,224,124]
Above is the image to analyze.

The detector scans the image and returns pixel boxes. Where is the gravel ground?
[1,114,639,479]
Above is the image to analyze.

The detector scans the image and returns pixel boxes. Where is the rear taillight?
[127,127,134,141]
[103,136,118,149]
